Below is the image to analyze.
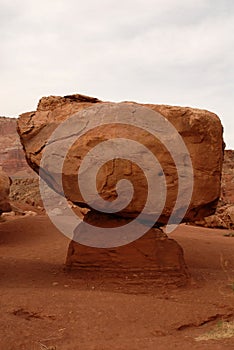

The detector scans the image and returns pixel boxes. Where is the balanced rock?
[17,94,224,224]
[17,94,224,284]
[0,168,11,214]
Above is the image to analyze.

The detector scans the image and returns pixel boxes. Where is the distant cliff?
[0,117,35,178]
[221,149,234,205]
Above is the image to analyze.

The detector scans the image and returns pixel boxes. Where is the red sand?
[0,216,234,350]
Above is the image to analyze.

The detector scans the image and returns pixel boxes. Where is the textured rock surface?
[66,212,189,286]
[195,150,234,229]
[195,204,234,230]
[221,150,234,205]
[17,94,224,224]
[0,169,11,214]
[0,117,35,178]
[17,94,224,279]
[7,149,232,214]
[9,178,42,208]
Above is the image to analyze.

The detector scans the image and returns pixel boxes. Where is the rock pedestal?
[66,211,189,286]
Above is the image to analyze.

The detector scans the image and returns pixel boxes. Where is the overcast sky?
[0,0,233,148]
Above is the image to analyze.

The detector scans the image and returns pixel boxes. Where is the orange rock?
[17,94,224,280]
[17,94,224,224]
[66,211,189,286]
[221,150,234,205]
[0,117,35,177]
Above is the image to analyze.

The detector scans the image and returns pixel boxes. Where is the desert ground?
[0,213,234,350]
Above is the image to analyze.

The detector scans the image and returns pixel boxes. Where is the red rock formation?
[66,211,190,285]
[0,168,11,214]
[195,150,234,230]
[221,150,234,205]
[17,94,224,223]
[17,94,224,284]
[0,117,35,178]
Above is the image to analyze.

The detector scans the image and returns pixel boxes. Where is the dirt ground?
[0,215,234,350]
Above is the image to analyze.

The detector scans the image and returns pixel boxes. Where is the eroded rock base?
[66,227,190,288]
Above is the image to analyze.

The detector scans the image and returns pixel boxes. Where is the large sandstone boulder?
[0,168,11,214]
[17,94,224,225]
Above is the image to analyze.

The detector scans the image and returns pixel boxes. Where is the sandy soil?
[0,216,234,350]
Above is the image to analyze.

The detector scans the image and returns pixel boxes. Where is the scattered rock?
[10,177,42,207]
[24,210,37,217]
[195,205,234,230]
[47,208,63,216]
